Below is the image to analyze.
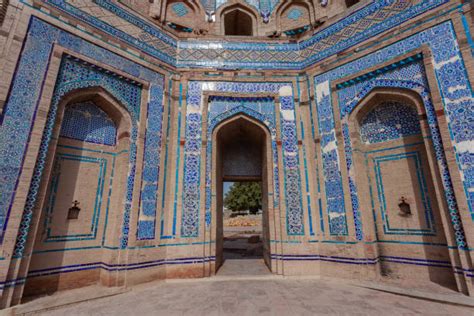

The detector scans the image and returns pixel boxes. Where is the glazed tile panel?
[0,17,165,252]
[179,0,448,69]
[38,0,449,69]
[60,101,117,146]
[181,82,304,237]
[205,96,279,226]
[42,0,177,66]
[359,101,422,144]
[336,60,443,242]
[315,22,472,247]
[13,56,142,258]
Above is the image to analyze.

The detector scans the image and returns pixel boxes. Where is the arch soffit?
[346,83,428,124]
[212,112,272,142]
[56,86,134,139]
[346,87,426,143]
[217,2,260,25]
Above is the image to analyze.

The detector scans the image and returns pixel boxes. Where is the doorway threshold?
[214,259,276,280]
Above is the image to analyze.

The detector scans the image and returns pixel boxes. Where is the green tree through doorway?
[224,182,262,215]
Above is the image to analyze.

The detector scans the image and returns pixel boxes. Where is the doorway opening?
[213,116,272,275]
[223,181,263,260]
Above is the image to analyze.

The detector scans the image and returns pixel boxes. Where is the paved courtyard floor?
[16,260,473,316]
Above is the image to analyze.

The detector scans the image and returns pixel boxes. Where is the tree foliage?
[224,182,262,214]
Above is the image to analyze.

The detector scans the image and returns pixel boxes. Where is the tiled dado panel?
[315,21,472,249]
[181,82,304,238]
[37,0,449,69]
[0,17,165,257]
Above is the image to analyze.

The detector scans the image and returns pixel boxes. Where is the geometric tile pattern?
[178,0,448,69]
[317,21,472,248]
[1,18,165,256]
[181,82,304,237]
[39,0,449,69]
[136,83,165,240]
[13,56,141,258]
[44,0,177,65]
[60,101,117,146]
[360,101,422,144]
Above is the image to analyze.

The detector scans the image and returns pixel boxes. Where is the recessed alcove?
[224,9,254,36]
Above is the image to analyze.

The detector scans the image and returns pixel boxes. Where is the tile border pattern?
[0,17,165,255]
[34,0,449,70]
[181,82,305,237]
[315,22,471,248]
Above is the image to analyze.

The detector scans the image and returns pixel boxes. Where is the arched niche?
[163,0,206,34]
[347,88,458,291]
[275,0,314,34]
[21,87,133,299]
[218,3,259,36]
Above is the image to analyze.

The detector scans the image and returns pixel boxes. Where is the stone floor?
[17,260,473,316]
[216,259,271,277]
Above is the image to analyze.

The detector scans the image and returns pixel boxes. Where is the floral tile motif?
[181,82,305,237]
[359,101,422,144]
[38,0,449,69]
[316,22,472,247]
[60,101,117,146]
[0,18,165,255]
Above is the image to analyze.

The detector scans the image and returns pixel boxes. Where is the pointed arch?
[274,0,314,33]
[210,113,274,272]
[217,2,259,36]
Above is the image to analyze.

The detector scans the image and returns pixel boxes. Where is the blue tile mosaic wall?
[0,17,165,255]
[13,56,140,258]
[37,0,449,70]
[359,101,422,144]
[181,82,304,237]
[205,96,280,225]
[40,0,177,67]
[316,21,472,248]
[137,84,165,241]
[60,101,117,146]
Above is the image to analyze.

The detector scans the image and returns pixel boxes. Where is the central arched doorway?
[212,115,273,274]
